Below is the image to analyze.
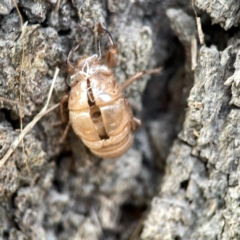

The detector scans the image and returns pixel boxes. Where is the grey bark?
[0,1,179,239]
[1,0,239,240]
[141,3,240,240]
[195,0,240,30]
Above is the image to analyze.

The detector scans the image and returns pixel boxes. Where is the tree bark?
[1,0,239,240]
[141,1,240,240]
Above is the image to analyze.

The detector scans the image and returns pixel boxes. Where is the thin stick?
[12,0,31,178]
[55,0,61,12]
[12,0,25,133]
[191,35,197,71]
[90,207,105,239]
[12,0,23,27]
[192,0,205,45]
[0,97,22,105]
[0,68,60,168]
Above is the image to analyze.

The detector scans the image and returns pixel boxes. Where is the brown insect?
[61,24,161,158]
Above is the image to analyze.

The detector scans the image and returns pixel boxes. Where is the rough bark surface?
[1,0,239,240]
[141,3,240,240]
[195,0,240,30]
[0,0,185,239]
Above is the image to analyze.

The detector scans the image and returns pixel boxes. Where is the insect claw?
[67,39,84,74]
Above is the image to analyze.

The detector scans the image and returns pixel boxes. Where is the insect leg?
[52,94,69,127]
[59,121,71,143]
[58,94,71,143]
[121,67,162,90]
[105,44,118,67]
[131,117,142,131]
[60,94,69,124]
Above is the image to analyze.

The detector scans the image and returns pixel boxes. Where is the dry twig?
[192,0,205,45]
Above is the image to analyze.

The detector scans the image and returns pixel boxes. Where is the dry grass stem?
[0,67,60,168]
